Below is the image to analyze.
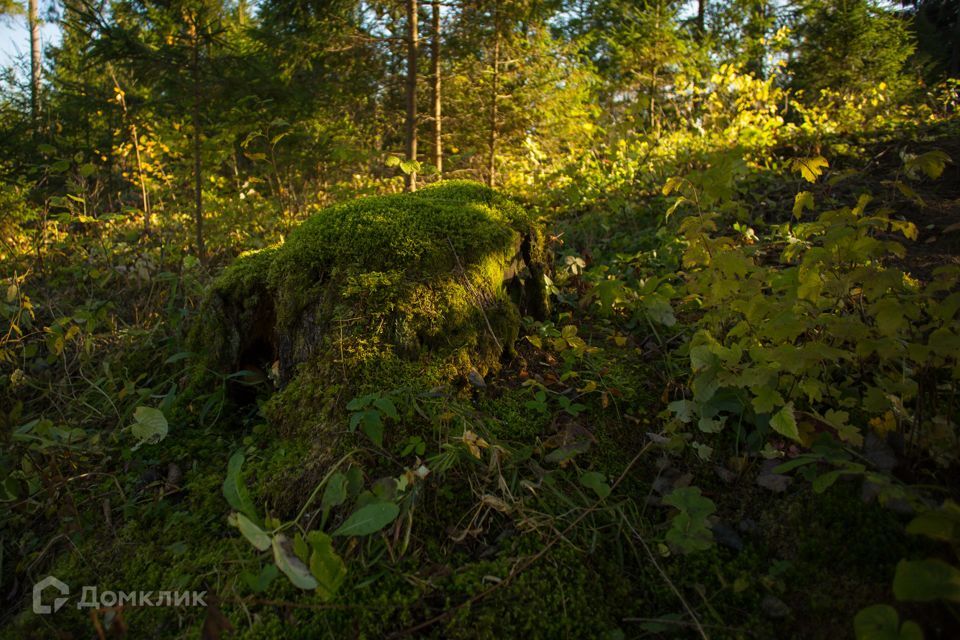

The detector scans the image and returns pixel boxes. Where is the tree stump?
[189,181,550,395]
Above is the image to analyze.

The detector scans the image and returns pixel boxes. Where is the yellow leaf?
[462,430,489,459]
[662,176,683,196]
[792,156,829,183]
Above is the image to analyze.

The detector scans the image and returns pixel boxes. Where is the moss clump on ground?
[189,181,549,396]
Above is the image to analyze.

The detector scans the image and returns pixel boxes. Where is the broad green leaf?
[893,559,960,602]
[668,399,695,424]
[770,403,801,442]
[130,406,168,449]
[242,564,280,593]
[663,486,716,520]
[594,279,624,310]
[360,410,384,447]
[229,512,271,551]
[321,473,348,527]
[906,501,960,542]
[813,470,843,494]
[223,451,259,522]
[50,159,71,174]
[272,534,318,590]
[751,386,783,415]
[373,396,399,420]
[332,501,400,537]
[793,191,814,219]
[580,471,611,499]
[307,531,347,601]
[662,487,716,554]
[293,532,310,562]
[854,604,923,640]
[905,150,950,180]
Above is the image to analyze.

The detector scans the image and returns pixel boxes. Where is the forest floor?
[2,123,959,639]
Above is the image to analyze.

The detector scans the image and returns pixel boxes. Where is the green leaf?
[385,155,401,167]
[813,470,843,494]
[360,410,384,447]
[399,159,421,175]
[130,406,168,449]
[373,396,399,420]
[229,512,271,551]
[594,279,624,311]
[793,191,814,219]
[751,386,783,415]
[770,403,800,442]
[905,150,950,180]
[307,531,347,601]
[293,532,310,562]
[906,501,960,543]
[854,604,923,640]
[321,472,348,527]
[662,486,716,554]
[580,471,611,499]
[272,534,319,590]
[668,399,695,424]
[49,159,71,174]
[78,163,97,178]
[332,501,400,537]
[223,451,259,523]
[893,559,960,602]
[242,564,280,593]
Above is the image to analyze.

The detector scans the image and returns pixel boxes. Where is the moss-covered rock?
[189,180,550,403]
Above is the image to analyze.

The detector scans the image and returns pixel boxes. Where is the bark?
[487,1,500,188]
[431,0,442,177]
[696,0,706,41]
[405,0,419,192]
[29,0,40,123]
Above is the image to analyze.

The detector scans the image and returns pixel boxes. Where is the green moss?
[190,181,545,385]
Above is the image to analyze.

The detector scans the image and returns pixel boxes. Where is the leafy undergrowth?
[2,123,960,640]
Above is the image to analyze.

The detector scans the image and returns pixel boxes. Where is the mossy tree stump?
[190,181,550,400]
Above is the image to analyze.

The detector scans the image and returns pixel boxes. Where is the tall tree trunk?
[431,0,442,178]
[487,1,500,188]
[191,21,205,263]
[696,0,706,41]
[28,0,40,123]
[405,0,419,192]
